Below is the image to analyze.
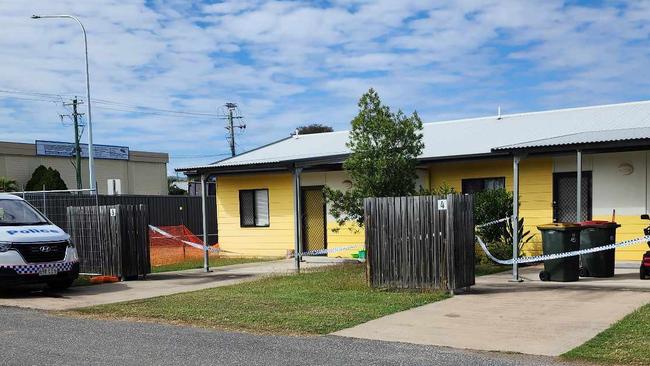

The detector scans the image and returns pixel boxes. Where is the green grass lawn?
[151,257,279,273]
[562,303,650,366]
[71,263,448,335]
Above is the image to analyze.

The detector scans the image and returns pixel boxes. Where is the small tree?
[296,123,334,134]
[168,176,187,195]
[324,88,424,226]
[0,177,18,192]
[26,165,68,191]
[419,182,457,196]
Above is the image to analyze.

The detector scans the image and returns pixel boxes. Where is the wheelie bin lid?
[578,220,621,228]
[537,223,582,231]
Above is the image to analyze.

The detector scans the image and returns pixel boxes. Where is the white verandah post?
[511,154,522,282]
[577,149,583,222]
[201,173,210,273]
[292,167,303,272]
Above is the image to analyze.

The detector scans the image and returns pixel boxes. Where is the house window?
[239,189,269,227]
[461,177,505,194]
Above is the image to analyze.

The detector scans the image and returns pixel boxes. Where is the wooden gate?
[364,194,475,291]
[67,204,150,278]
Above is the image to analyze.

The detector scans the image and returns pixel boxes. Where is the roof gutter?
[492,138,650,155]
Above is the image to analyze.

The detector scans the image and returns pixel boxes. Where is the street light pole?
[32,14,96,192]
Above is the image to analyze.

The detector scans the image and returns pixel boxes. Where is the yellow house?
[178,101,650,264]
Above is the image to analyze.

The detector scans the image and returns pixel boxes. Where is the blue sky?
[0,0,649,174]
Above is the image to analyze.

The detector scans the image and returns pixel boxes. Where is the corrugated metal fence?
[21,193,217,243]
[364,194,475,292]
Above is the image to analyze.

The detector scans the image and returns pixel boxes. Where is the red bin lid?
[578,220,620,228]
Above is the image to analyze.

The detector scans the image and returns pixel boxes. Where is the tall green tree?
[324,88,424,226]
[0,177,18,192]
[25,165,68,191]
[296,123,334,134]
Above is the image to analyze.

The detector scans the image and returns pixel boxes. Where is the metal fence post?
[42,185,47,215]
[201,173,210,273]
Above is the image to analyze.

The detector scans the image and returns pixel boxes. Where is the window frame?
[461,177,506,194]
[239,189,270,228]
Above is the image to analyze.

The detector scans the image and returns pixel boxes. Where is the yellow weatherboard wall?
[216,173,294,257]
[327,221,364,258]
[429,157,554,255]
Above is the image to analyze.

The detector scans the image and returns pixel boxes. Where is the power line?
[92,105,220,119]
[0,87,222,118]
[171,154,231,159]
[92,99,220,117]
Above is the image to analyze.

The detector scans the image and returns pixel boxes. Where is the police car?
[0,194,79,289]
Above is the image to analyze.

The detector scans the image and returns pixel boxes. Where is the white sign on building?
[36,140,129,160]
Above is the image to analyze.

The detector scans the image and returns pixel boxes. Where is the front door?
[301,186,327,255]
[553,171,592,222]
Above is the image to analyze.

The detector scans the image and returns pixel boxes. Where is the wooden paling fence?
[364,194,475,291]
[67,204,151,278]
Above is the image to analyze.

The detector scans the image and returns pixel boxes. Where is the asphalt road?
[0,307,578,366]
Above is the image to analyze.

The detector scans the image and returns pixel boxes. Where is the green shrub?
[25,165,68,191]
[418,182,457,196]
[0,177,18,192]
[474,188,512,243]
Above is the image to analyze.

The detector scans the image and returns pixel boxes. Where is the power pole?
[223,102,245,157]
[62,97,84,189]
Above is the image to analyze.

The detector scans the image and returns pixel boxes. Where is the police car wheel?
[46,278,74,290]
[642,267,648,280]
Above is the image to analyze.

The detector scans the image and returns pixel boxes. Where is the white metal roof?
[494,126,650,150]
[178,100,650,171]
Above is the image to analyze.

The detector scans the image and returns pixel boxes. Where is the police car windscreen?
[0,199,48,225]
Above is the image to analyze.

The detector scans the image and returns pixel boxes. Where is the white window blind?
[254,190,269,226]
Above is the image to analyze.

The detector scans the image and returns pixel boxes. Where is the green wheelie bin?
[578,221,620,278]
[537,223,581,282]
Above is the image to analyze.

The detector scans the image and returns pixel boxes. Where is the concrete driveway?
[334,264,650,356]
[0,259,338,311]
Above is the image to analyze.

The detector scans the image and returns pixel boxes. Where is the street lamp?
[31,14,96,192]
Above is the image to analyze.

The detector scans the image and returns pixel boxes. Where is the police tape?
[150,225,363,257]
[476,217,511,229]
[149,225,225,253]
[301,245,364,257]
[475,218,650,265]
[476,234,650,265]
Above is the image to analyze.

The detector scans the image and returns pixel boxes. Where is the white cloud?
[0,0,647,174]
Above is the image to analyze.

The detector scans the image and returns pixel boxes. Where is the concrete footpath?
[0,259,337,311]
[334,264,650,356]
